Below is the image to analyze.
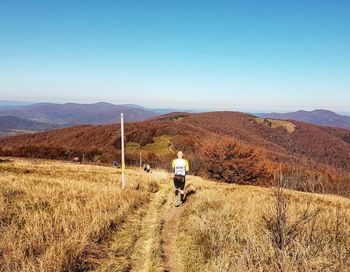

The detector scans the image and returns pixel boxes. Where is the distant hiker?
[172,151,189,206]
[113,161,118,168]
[143,163,151,173]
[72,157,80,163]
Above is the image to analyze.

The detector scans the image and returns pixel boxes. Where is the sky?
[0,0,349,112]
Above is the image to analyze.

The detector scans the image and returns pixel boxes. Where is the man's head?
[177,151,183,159]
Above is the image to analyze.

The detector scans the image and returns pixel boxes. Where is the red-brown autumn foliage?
[1,111,350,195]
[203,138,270,184]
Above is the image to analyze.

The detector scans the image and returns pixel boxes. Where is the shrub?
[275,167,350,198]
[203,139,270,183]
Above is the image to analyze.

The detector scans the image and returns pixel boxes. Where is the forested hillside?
[1,111,350,196]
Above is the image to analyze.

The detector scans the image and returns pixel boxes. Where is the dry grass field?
[177,178,350,271]
[1,157,350,272]
[254,117,296,133]
[0,158,164,271]
[126,135,173,154]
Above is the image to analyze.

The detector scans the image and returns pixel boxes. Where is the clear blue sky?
[0,0,349,112]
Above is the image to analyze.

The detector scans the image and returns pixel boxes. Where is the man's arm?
[185,160,189,172]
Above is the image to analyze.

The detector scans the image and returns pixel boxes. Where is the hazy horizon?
[1,99,350,116]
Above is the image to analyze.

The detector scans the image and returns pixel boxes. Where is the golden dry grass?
[0,158,163,271]
[177,176,350,271]
[1,158,350,272]
[126,135,173,154]
[255,117,296,133]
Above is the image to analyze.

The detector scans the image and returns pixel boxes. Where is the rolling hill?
[0,102,158,125]
[260,109,350,130]
[0,116,61,137]
[1,111,350,188]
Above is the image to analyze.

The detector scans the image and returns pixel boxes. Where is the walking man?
[172,151,189,206]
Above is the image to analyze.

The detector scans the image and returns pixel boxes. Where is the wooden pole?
[140,151,142,170]
[121,113,125,189]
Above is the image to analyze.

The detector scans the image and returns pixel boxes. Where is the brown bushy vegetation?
[203,138,270,184]
[275,167,350,198]
[0,145,104,162]
[182,112,350,173]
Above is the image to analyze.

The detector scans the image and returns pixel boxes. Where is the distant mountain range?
[0,102,188,137]
[259,109,350,130]
[0,102,159,126]
[1,101,349,137]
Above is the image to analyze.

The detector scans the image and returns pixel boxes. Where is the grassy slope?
[2,111,350,175]
[126,135,173,154]
[0,158,164,271]
[254,117,296,133]
[178,177,350,271]
[1,158,350,271]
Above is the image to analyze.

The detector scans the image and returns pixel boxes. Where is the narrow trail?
[161,200,184,272]
[129,171,188,272]
[130,176,168,272]
[160,179,198,272]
